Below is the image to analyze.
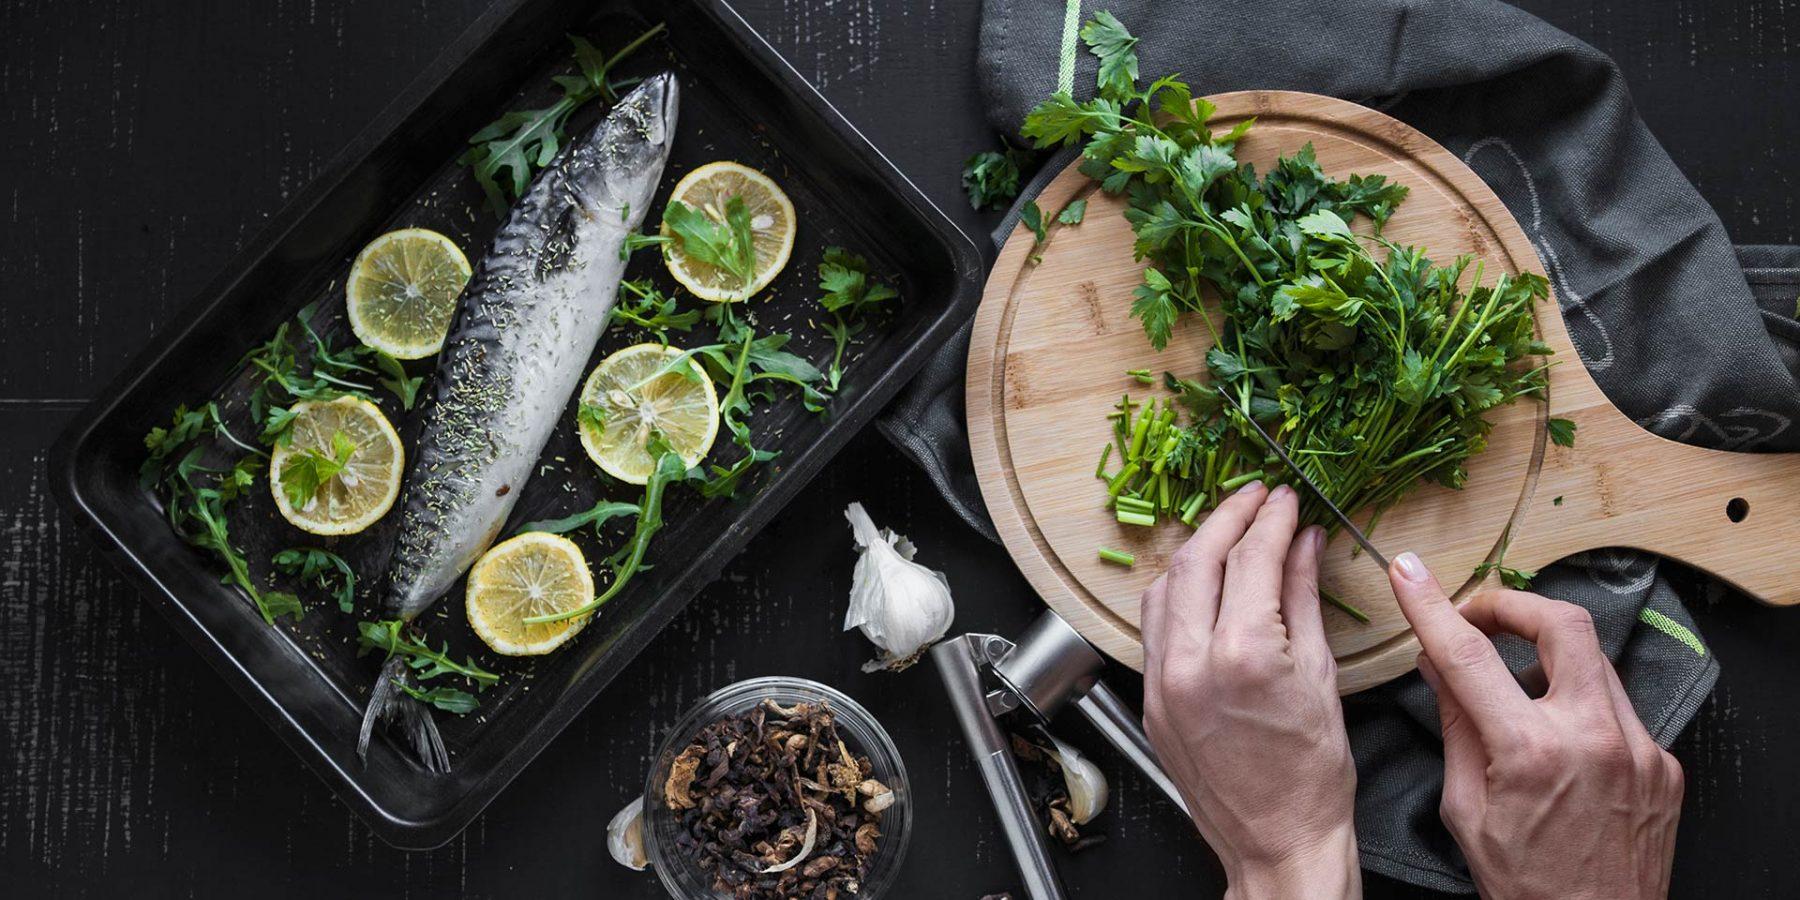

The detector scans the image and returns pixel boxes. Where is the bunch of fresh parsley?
[1029,12,1562,539]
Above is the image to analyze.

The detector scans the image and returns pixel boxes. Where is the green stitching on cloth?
[1639,607,1707,657]
[1057,0,1082,95]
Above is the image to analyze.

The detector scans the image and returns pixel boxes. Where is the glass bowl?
[642,676,912,898]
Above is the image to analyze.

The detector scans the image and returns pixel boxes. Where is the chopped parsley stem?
[1116,509,1157,527]
[1105,462,1140,497]
[1217,469,1265,492]
[1321,590,1371,624]
[1098,548,1136,567]
[1094,443,1114,479]
[1113,495,1153,513]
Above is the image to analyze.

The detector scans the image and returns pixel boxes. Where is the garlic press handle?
[1074,680,1190,818]
[931,635,1068,900]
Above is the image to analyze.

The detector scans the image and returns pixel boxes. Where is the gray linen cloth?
[877,0,1800,891]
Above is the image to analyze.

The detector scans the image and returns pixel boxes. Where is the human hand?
[1141,481,1360,899]
[1388,553,1683,900]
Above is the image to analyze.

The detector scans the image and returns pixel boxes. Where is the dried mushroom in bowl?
[665,698,894,898]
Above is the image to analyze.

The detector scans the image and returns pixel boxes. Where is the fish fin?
[356,655,451,774]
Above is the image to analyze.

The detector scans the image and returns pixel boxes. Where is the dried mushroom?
[666,699,892,897]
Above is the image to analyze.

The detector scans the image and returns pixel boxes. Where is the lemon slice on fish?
[466,532,595,656]
[345,228,472,359]
[269,396,404,536]
[660,161,796,303]
[577,343,720,484]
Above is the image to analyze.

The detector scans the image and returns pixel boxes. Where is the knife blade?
[1215,386,1391,572]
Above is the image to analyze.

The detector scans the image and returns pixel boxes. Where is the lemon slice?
[661,162,796,302]
[466,532,596,656]
[269,396,404,535]
[346,227,472,359]
[577,343,720,484]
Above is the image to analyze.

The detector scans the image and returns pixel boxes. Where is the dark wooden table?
[4,1,1798,896]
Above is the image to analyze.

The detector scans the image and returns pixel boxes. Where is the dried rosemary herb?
[665,699,894,898]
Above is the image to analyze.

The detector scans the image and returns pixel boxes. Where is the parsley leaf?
[1021,200,1048,243]
[962,147,1032,210]
[1547,417,1577,448]
[815,247,898,390]
[1081,11,1140,100]
[278,430,357,511]
[1058,198,1088,225]
[1474,562,1538,590]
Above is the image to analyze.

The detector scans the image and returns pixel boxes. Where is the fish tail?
[356,655,451,774]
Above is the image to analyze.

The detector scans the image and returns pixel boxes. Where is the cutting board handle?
[1501,391,1800,605]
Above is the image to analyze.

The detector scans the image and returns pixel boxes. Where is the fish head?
[569,71,679,223]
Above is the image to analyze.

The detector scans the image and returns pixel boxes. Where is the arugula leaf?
[1058,198,1088,225]
[524,449,686,625]
[1081,11,1140,100]
[272,546,357,614]
[460,24,666,214]
[516,499,640,537]
[371,351,423,410]
[357,620,498,687]
[1547,417,1577,448]
[394,680,479,715]
[663,197,758,287]
[278,430,357,511]
[962,147,1033,210]
[611,279,700,343]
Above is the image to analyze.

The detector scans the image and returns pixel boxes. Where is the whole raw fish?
[358,73,679,771]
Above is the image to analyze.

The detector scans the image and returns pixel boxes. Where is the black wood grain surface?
[3,1,1796,897]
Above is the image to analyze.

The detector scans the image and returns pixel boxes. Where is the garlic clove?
[607,796,649,871]
[1041,730,1109,825]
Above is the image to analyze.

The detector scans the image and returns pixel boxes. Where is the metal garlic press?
[931,611,1190,900]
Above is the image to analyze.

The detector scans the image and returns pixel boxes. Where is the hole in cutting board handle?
[1727,497,1750,523]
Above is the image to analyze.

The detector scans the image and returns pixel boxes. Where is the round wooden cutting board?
[967,91,1800,693]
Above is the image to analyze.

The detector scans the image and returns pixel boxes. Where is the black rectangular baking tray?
[46,0,979,849]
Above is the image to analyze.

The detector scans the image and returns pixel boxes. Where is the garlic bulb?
[843,502,955,672]
[607,796,649,871]
[1042,730,1109,825]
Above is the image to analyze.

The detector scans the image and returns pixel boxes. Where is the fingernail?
[1394,551,1427,582]
[1235,479,1264,496]
[1268,484,1294,502]
[1308,526,1326,552]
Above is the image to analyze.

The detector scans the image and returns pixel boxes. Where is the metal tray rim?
[47,0,981,849]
